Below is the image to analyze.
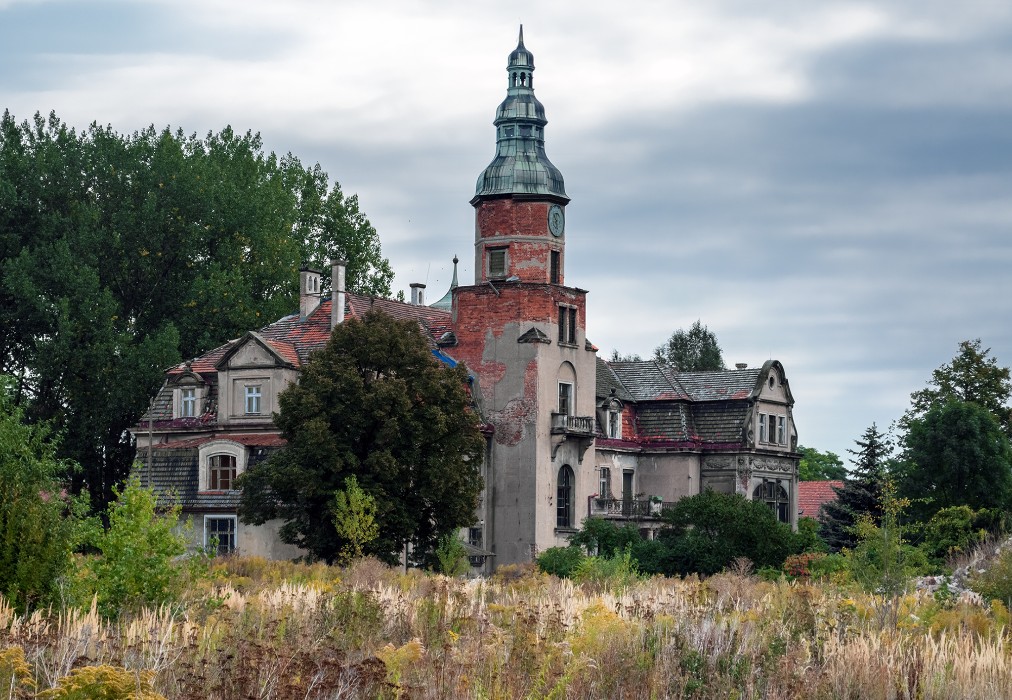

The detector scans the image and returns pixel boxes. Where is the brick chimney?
[410,283,426,305]
[735,363,748,370]
[299,266,322,320]
[330,259,347,329]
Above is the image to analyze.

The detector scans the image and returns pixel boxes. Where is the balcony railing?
[551,413,596,436]
[588,497,676,520]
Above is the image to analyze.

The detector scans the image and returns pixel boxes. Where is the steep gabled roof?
[675,367,762,401]
[607,361,688,401]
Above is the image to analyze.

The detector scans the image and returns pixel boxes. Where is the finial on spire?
[518,24,524,47]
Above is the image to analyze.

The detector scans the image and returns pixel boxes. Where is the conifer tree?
[819,423,891,552]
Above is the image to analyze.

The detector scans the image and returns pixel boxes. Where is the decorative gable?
[215,332,298,371]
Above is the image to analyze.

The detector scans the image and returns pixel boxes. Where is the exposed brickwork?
[487,359,540,446]
[474,198,565,284]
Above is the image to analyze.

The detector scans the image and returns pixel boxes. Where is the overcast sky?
[3,0,1011,462]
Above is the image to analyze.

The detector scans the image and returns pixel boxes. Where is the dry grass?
[1,559,1011,698]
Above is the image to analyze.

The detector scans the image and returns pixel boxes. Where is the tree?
[84,477,189,618]
[652,320,724,371]
[896,400,1012,519]
[819,424,892,552]
[904,339,1012,439]
[608,350,642,362]
[659,490,796,575]
[798,445,847,481]
[332,476,380,565]
[0,110,393,513]
[237,310,484,564]
[0,378,81,612]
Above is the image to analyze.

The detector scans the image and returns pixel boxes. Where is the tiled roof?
[595,357,634,402]
[798,480,843,519]
[674,368,762,401]
[152,434,287,450]
[168,292,453,375]
[607,361,688,402]
[690,401,749,444]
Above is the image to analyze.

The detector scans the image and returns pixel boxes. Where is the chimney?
[330,258,347,329]
[409,282,426,306]
[299,266,322,320]
[735,362,748,370]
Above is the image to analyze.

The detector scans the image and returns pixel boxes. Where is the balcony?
[588,497,676,520]
[550,413,596,462]
[551,413,596,436]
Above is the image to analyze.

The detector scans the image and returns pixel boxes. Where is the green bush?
[919,505,988,563]
[0,379,83,612]
[536,546,586,578]
[795,516,829,553]
[569,518,641,557]
[572,548,641,590]
[83,476,190,617]
[660,490,796,576]
[968,545,1012,607]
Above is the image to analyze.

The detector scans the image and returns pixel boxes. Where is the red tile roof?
[798,480,842,519]
[169,292,453,376]
[154,434,287,450]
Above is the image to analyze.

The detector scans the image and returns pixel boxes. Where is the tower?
[453,28,596,568]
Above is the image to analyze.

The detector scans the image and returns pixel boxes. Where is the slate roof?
[798,480,843,519]
[595,356,634,402]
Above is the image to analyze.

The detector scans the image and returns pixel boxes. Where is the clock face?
[548,204,565,237]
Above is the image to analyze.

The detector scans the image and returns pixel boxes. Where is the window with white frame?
[180,387,196,418]
[758,413,767,443]
[768,414,777,444]
[608,408,621,439]
[599,467,612,498]
[208,454,237,490]
[558,382,573,416]
[204,515,237,556]
[245,385,262,414]
[777,416,786,445]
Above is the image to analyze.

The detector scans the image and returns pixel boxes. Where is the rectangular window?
[558,382,572,416]
[599,467,611,498]
[558,305,577,344]
[768,414,777,444]
[205,516,236,556]
[777,416,786,445]
[758,413,767,443]
[488,248,507,278]
[245,385,262,414]
[209,454,237,490]
[608,410,621,439]
[550,251,560,284]
[467,527,483,548]
[180,387,196,418]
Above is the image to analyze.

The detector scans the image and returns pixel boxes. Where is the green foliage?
[0,378,82,612]
[536,546,586,578]
[795,516,829,553]
[84,476,188,617]
[572,548,641,590]
[660,490,795,576]
[845,482,927,598]
[919,505,988,563]
[968,545,1012,607]
[819,424,892,552]
[897,400,1012,519]
[433,534,470,576]
[569,518,641,557]
[0,110,393,512]
[36,664,164,700]
[238,310,485,564]
[904,339,1012,439]
[797,445,847,481]
[608,350,642,362]
[652,320,724,372]
[332,476,379,565]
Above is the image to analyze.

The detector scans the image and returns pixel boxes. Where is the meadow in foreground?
[1,555,1010,700]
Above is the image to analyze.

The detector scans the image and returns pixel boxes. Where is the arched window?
[209,454,237,491]
[557,465,575,528]
[753,480,790,523]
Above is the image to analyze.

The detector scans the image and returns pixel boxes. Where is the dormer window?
[608,409,621,439]
[209,454,237,490]
[245,385,262,414]
[180,388,196,417]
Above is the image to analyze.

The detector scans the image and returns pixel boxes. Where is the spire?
[473,28,568,203]
[430,255,460,310]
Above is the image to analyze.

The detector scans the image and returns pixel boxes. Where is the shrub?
[920,505,988,563]
[36,665,164,700]
[794,516,829,553]
[84,476,189,617]
[569,518,640,557]
[572,548,641,592]
[536,546,586,578]
[433,533,469,576]
[660,490,795,575]
[968,544,1012,607]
